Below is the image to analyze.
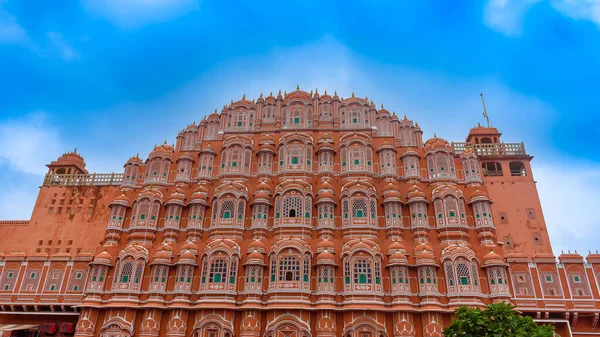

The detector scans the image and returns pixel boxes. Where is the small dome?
[258,142,275,152]
[111,194,131,207]
[248,251,264,261]
[388,241,406,253]
[377,104,390,115]
[389,252,409,266]
[126,155,143,165]
[318,180,334,191]
[415,243,433,254]
[190,185,209,204]
[317,250,335,261]
[482,250,505,267]
[158,243,174,253]
[317,190,334,201]
[93,251,112,265]
[179,250,196,261]
[248,239,266,251]
[424,137,452,152]
[416,249,436,265]
[317,239,335,250]
[407,185,427,202]
[181,241,198,252]
[153,250,171,262]
[469,189,491,204]
[167,188,186,204]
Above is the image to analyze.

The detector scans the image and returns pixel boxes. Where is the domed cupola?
[166,187,186,206]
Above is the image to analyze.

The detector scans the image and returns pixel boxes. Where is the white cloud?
[535,160,600,255]
[46,32,79,61]
[485,0,600,36]
[551,0,600,25]
[0,181,36,220]
[0,10,28,44]
[0,112,63,175]
[483,0,542,37]
[81,0,199,29]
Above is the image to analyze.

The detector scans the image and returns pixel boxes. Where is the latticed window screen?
[349,147,364,165]
[219,200,235,219]
[456,262,471,285]
[237,200,245,221]
[374,260,381,284]
[283,196,302,218]
[353,259,372,284]
[270,258,277,282]
[304,196,311,218]
[230,259,238,283]
[303,257,310,282]
[209,259,227,283]
[445,263,456,286]
[370,199,377,219]
[352,199,367,218]
[120,262,133,283]
[279,256,300,281]
[470,262,479,285]
[133,263,143,284]
[342,200,349,219]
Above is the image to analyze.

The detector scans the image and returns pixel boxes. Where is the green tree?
[444,302,554,337]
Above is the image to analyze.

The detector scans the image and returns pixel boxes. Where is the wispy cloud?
[80,0,199,29]
[535,160,600,255]
[483,0,542,37]
[46,32,79,61]
[485,0,600,36]
[0,10,28,44]
[0,112,63,175]
[551,0,600,26]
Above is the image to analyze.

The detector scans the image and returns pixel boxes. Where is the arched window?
[390,266,410,295]
[86,265,107,293]
[279,256,300,281]
[112,258,145,292]
[209,259,227,283]
[509,161,526,176]
[220,200,234,219]
[283,197,302,218]
[353,259,372,284]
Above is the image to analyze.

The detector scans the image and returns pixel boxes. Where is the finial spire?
[352,92,355,98]
[381,103,384,109]
[480,93,490,127]
[242,93,246,100]
[74,147,77,153]
[433,132,437,138]
[296,84,300,90]
[315,88,318,93]
[259,93,263,98]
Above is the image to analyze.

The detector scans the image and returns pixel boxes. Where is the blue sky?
[0,0,599,254]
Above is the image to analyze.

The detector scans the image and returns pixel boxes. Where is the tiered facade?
[0,89,596,337]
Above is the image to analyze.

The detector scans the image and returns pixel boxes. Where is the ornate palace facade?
[0,89,596,337]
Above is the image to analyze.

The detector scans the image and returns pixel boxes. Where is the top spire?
[296,84,300,90]
[480,93,490,127]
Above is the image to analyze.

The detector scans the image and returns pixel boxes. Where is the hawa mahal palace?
[0,88,596,337]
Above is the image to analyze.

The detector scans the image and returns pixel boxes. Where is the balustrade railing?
[452,142,526,156]
[43,173,123,187]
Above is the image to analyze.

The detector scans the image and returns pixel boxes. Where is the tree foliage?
[444,302,554,337]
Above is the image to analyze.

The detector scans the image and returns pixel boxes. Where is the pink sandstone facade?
[0,89,595,337]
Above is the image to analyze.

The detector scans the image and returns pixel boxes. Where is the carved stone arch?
[118,244,150,261]
[341,239,382,258]
[223,135,254,149]
[340,180,377,198]
[339,132,373,146]
[393,319,415,337]
[431,185,464,201]
[203,239,241,258]
[192,314,234,337]
[213,182,249,200]
[99,318,134,337]
[275,180,314,196]
[343,317,387,337]
[270,238,312,256]
[139,314,161,337]
[265,314,311,337]
[441,245,478,263]
[422,322,443,337]
[278,132,315,146]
